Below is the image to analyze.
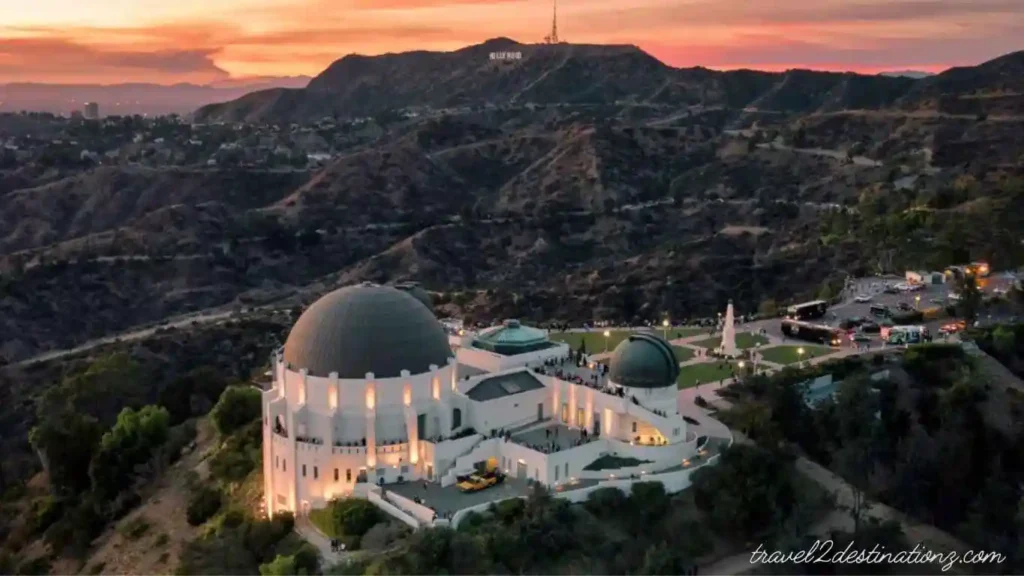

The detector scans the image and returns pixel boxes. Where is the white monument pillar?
[720,300,738,357]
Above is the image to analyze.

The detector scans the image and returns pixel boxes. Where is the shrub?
[118,516,150,540]
[211,386,262,436]
[694,396,708,408]
[186,485,222,526]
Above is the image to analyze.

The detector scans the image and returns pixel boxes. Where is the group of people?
[515,426,596,454]
[329,539,347,553]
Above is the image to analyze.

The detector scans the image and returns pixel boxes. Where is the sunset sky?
[1,0,1022,84]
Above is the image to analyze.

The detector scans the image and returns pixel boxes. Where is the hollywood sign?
[489,51,523,61]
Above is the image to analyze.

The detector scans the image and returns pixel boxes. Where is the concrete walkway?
[294,514,357,566]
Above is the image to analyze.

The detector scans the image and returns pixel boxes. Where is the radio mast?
[544,0,560,44]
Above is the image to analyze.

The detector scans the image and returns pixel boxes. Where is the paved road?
[12,309,240,367]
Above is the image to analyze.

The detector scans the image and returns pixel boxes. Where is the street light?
[798,347,805,366]
[603,330,611,352]
[662,319,670,340]
[914,295,921,310]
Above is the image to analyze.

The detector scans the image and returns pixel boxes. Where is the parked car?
[897,302,913,312]
[884,285,900,294]
[855,294,873,303]
[456,472,502,493]
[860,322,881,333]
[853,333,873,343]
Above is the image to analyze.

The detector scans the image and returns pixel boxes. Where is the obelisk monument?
[719,300,738,357]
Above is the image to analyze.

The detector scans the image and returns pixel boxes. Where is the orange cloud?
[0,0,1021,83]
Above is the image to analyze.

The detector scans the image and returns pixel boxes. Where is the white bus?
[882,325,930,345]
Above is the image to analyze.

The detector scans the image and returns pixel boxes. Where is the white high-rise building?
[83,102,99,120]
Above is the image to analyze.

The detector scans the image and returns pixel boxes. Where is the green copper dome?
[283,284,453,378]
[472,320,555,356]
[609,332,680,389]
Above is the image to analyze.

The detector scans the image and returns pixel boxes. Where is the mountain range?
[195,38,1024,123]
[0,77,311,116]
[1,39,1023,363]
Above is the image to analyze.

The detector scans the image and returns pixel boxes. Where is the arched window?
[452,408,462,430]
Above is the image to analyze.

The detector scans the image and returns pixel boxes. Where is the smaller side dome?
[609,332,680,388]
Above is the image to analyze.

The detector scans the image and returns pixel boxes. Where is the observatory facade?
[262,283,701,517]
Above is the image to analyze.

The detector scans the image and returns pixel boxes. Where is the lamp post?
[914,295,921,310]
[754,343,762,373]
[662,319,670,340]
[798,347,805,367]
[603,330,611,353]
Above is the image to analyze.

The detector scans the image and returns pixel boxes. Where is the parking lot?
[742,273,1018,349]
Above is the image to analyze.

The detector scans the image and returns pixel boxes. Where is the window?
[554,466,559,481]
[401,465,409,474]
[277,494,287,506]
[673,428,680,437]
[283,459,287,472]
[275,456,279,469]
[346,469,352,482]
[561,403,569,422]
[313,466,318,479]
[452,408,462,429]
[632,421,638,433]
[334,468,339,482]
[302,464,306,477]
[564,463,568,477]
[576,408,585,427]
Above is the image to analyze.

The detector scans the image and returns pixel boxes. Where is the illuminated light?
[432,378,440,400]
[603,330,610,337]
[366,388,376,410]
[662,319,669,327]
[403,385,412,407]
[517,459,526,465]
[458,329,465,336]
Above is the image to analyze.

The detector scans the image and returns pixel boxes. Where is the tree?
[29,411,103,495]
[955,272,982,322]
[89,405,171,499]
[758,299,778,317]
[833,377,880,534]
[211,386,262,436]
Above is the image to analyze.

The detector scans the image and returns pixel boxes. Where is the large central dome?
[283,284,453,379]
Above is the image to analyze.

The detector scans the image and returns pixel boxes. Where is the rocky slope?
[1,45,1022,361]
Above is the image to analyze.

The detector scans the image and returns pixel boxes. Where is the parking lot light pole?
[604,330,611,353]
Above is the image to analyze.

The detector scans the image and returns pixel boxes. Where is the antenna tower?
[544,0,560,44]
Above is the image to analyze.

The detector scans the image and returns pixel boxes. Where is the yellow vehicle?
[456,472,500,493]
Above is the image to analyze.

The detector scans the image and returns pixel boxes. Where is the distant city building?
[83,102,99,120]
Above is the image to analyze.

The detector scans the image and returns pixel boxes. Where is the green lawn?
[309,506,341,538]
[676,362,739,389]
[691,332,771,350]
[759,345,834,365]
[672,346,695,363]
[550,327,706,354]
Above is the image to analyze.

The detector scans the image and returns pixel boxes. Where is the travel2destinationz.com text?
[749,540,1006,572]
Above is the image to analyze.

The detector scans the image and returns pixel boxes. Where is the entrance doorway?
[417,413,426,439]
[592,412,601,437]
[516,460,527,479]
[426,464,433,480]
[537,402,544,421]
[300,500,311,516]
